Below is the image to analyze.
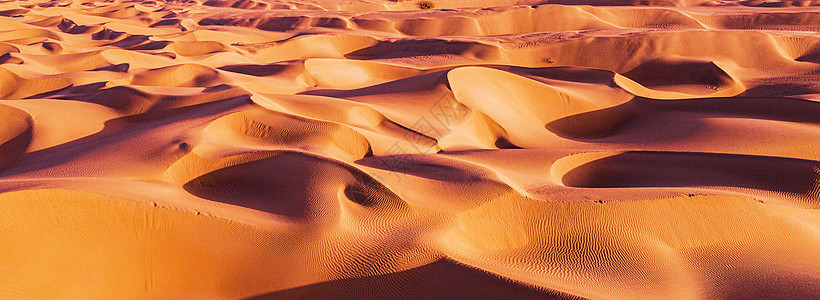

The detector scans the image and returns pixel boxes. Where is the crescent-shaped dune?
[1,0,820,298]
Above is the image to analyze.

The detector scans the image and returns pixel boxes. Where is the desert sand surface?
[1,0,820,298]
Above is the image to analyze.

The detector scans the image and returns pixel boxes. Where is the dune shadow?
[183,154,317,218]
[356,154,481,182]
[344,39,500,60]
[183,151,405,217]
[547,96,820,140]
[561,151,820,199]
[247,259,581,300]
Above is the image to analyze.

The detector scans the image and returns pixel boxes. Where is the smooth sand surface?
[1,0,820,298]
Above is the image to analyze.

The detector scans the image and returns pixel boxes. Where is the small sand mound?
[202,107,372,159]
[168,41,227,56]
[249,34,379,63]
[304,58,425,89]
[57,84,249,115]
[132,64,224,87]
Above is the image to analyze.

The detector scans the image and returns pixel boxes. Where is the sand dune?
[1,0,820,298]
[0,104,32,169]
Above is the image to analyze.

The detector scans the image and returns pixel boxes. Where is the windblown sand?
[1,0,820,298]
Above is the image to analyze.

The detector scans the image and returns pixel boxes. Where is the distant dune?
[1,0,819,298]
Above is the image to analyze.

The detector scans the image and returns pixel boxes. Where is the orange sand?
[1,0,820,298]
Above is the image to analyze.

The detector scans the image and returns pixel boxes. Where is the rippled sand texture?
[1,0,820,298]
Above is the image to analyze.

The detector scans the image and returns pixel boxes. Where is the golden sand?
[1,0,820,298]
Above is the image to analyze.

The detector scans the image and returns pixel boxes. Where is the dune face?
[2,0,820,299]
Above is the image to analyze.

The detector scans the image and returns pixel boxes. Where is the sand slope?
[1,0,820,299]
